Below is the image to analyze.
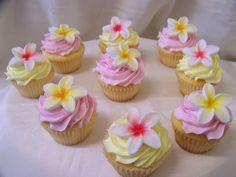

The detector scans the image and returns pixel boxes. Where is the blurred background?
[0,0,236,75]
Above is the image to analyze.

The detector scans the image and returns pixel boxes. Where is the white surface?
[0,38,236,177]
[1,0,236,74]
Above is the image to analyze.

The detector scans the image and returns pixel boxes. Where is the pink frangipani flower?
[103,16,131,41]
[9,43,44,71]
[183,39,219,67]
[111,108,161,154]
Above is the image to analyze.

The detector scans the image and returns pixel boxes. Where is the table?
[0,38,236,177]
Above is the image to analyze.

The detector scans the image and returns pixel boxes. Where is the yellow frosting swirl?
[6,60,52,86]
[104,118,171,168]
[99,29,139,47]
[177,54,222,83]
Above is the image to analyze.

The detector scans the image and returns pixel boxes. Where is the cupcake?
[176,39,222,95]
[42,24,85,74]
[5,43,54,98]
[38,76,96,145]
[94,43,144,102]
[104,108,171,177]
[99,16,139,53]
[158,16,197,68]
[171,83,233,153]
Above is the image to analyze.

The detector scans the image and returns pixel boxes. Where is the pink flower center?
[195,50,205,58]
[129,122,146,136]
[112,24,122,32]
[22,52,32,61]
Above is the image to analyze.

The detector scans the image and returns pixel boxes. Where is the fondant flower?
[183,39,219,67]
[188,83,232,124]
[43,76,87,113]
[103,16,131,41]
[49,24,80,43]
[167,16,197,43]
[9,43,44,71]
[111,108,161,154]
[106,43,140,71]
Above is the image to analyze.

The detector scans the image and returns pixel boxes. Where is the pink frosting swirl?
[41,33,81,56]
[38,94,96,131]
[94,54,144,86]
[158,27,197,52]
[174,95,232,140]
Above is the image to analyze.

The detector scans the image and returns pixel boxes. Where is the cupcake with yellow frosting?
[5,43,54,98]
[94,43,144,102]
[99,16,139,53]
[158,16,197,68]
[104,108,171,177]
[38,76,97,145]
[42,24,85,74]
[171,83,233,153]
[176,39,222,95]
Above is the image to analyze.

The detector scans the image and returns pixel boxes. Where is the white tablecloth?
[0,38,235,177]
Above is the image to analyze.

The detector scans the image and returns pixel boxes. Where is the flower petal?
[198,108,214,124]
[127,58,138,71]
[215,106,231,123]
[187,24,197,33]
[65,34,75,43]
[167,18,176,29]
[143,129,161,149]
[109,31,119,41]
[202,83,215,100]
[43,83,58,95]
[127,107,140,124]
[201,55,213,67]
[178,33,188,43]
[8,57,23,67]
[141,112,160,128]
[11,47,24,58]
[24,60,35,71]
[102,24,111,31]
[127,136,143,154]
[111,16,120,25]
[31,53,44,62]
[122,19,131,27]
[24,43,36,54]
[48,27,58,34]
[61,97,76,113]
[69,87,87,98]
[197,39,207,51]
[205,45,219,55]
[215,93,232,106]
[120,28,130,39]
[59,76,73,89]
[110,124,132,137]
[129,49,141,58]
[106,46,117,58]
[43,96,61,110]
[179,16,189,24]
[183,47,195,57]
[188,57,200,66]
[188,92,206,107]
[113,58,127,67]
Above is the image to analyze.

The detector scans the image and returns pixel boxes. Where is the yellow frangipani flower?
[189,83,232,124]
[48,24,80,43]
[167,16,197,43]
[106,43,140,71]
[43,76,87,112]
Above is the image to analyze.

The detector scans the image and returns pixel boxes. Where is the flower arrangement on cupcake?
[176,39,222,95]
[99,16,140,53]
[158,16,197,68]
[42,24,85,74]
[172,83,233,153]
[104,108,171,177]
[38,76,96,145]
[6,43,54,98]
[94,43,144,102]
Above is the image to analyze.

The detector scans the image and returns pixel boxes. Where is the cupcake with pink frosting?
[38,76,96,145]
[171,83,233,153]
[94,43,144,102]
[158,16,197,68]
[42,24,85,74]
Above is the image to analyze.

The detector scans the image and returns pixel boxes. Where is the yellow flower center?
[205,97,217,109]
[121,52,131,60]
[57,27,71,36]
[55,88,69,101]
[175,22,186,33]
